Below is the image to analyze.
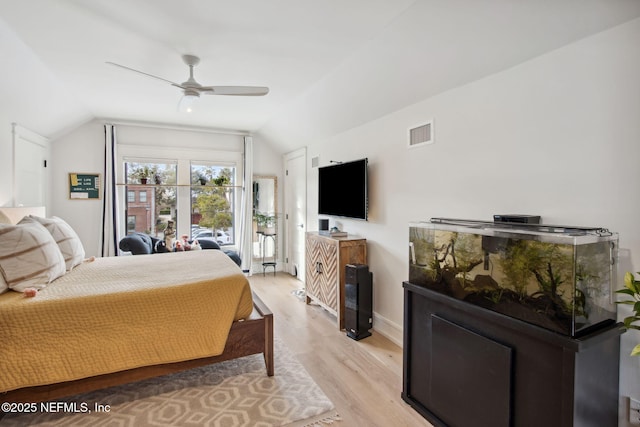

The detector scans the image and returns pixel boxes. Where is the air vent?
[408,120,434,148]
[311,156,319,168]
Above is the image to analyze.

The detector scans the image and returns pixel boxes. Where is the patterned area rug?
[0,339,339,427]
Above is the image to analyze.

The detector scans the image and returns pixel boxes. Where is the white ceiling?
[1,0,640,153]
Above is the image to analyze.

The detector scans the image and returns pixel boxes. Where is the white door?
[284,148,306,281]
[13,124,48,207]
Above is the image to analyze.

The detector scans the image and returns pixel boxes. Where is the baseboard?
[372,311,403,347]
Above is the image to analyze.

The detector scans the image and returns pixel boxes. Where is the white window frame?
[117,144,243,243]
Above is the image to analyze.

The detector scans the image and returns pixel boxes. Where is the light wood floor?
[249,272,433,427]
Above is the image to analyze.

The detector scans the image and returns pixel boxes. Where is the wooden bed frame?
[1,292,273,403]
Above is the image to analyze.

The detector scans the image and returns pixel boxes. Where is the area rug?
[0,339,340,427]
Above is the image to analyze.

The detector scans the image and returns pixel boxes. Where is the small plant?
[616,271,640,356]
[132,166,151,184]
[484,288,505,305]
[213,176,228,186]
[254,212,276,233]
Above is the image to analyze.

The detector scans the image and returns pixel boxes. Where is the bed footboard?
[252,291,274,376]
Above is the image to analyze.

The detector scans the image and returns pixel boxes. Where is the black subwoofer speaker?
[345,264,372,340]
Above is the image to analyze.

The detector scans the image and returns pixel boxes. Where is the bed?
[0,247,273,403]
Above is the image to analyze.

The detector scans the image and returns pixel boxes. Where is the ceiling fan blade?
[105,61,184,88]
[201,86,270,96]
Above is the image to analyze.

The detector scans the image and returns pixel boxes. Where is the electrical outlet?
[630,397,640,424]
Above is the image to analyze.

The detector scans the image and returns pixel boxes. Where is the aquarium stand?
[402,282,622,427]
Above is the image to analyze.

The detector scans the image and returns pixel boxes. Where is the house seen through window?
[124,161,177,237]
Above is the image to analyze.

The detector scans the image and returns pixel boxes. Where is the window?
[127,215,136,232]
[124,161,177,236]
[118,143,242,252]
[190,163,235,246]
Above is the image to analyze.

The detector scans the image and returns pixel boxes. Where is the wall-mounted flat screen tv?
[318,158,368,220]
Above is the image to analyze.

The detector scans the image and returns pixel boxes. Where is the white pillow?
[0,221,66,291]
[20,216,85,271]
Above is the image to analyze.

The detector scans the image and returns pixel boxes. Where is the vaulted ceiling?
[2,0,639,153]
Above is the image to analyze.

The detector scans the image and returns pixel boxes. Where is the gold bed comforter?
[0,250,253,393]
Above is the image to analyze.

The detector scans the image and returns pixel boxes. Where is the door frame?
[283,147,307,279]
[12,123,49,208]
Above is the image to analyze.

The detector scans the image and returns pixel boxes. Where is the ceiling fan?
[106,54,269,112]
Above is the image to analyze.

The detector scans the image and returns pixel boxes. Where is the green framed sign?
[69,173,101,200]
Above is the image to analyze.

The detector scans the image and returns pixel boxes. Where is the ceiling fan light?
[178,92,199,113]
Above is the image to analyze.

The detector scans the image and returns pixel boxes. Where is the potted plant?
[213,176,228,186]
[133,166,151,184]
[254,212,276,234]
[616,271,640,356]
[254,212,267,232]
[195,172,207,186]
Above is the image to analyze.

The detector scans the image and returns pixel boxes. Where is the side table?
[258,232,276,276]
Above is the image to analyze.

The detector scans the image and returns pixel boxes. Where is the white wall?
[0,17,92,208]
[253,136,285,269]
[0,122,13,207]
[253,137,283,177]
[304,17,640,418]
[49,120,104,255]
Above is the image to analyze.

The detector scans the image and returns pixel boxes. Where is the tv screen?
[318,158,368,220]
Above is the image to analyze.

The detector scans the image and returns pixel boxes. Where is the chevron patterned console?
[305,232,367,329]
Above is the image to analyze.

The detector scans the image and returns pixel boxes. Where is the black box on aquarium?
[408,218,618,337]
[493,214,541,224]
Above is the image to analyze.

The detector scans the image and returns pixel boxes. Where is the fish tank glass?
[409,218,618,337]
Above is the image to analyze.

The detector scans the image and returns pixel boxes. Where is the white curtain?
[238,136,254,274]
[101,124,120,257]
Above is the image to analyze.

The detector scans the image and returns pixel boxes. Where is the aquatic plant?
[427,255,440,282]
[484,288,505,305]
[452,233,482,288]
[500,240,542,298]
[432,232,483,288]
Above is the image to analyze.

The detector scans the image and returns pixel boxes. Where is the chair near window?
[118,232,241,266]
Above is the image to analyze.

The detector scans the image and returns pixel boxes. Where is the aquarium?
[409,218,618,337]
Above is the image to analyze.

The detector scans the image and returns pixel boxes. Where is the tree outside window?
[191,164,235,244]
